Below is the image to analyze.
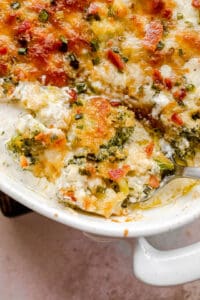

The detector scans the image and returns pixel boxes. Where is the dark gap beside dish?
[0,191,31,217]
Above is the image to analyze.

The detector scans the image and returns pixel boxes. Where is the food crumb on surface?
[124,229,129,237]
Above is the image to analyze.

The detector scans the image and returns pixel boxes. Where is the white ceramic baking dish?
[1,103,200,286]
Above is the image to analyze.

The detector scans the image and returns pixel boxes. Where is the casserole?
[1,0,200,286]
[1,103,200,286]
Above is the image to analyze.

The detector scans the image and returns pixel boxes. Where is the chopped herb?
[50,134,58,142]
[112,47,120,53]
[18,38,28,48]
[107,127,134,148]
[50,0,56,5]
[184,20,193,28]
[87,127,134,162]
[96,186,106,194]
[76,82,87,94]
[178,48,184,56]
[75,113,83,120]
[10,1,21,9]
[59,36,68,52]
[110,182,120,192]
[122,56,129,63]
[186,83,195,92]
[79,168,91,176]
[18,47,27,55]
[192,111,200,120]
[154,155,174,173]
[69,53,79,70]
[138,85,144,97]
[175,81,181,86]
[92,57,100,65]
[156,41,165,51]
[121,197,129,208]
[87,153,96,161]
[86,13,101,21]
[90,39,99,52]
[151,83,161,93]
[118,36,125,42]
[74,101,83,106]
[108,6,116,17]
[38,9,49,23]
[68,156,86,166]
[177,12,183,20]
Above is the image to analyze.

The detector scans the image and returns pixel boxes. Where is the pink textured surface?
[0,212,200,300]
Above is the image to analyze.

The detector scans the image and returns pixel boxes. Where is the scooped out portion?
[7,85,174,217]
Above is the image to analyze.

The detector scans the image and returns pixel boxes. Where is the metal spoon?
[142,162,200,202]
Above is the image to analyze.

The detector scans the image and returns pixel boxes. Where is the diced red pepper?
[108,165,130,181]
[148,175,160,188]
[6,13,17,24]
[109,169,124,181]
[150,0,165,13]
[68,89,78,103]
[45,68,68,87]
[0,63,8,76]
[29,35,60,63]
[143,20,163,52]
[173,88,186,101]
[0,47,8,55]
[107,49,125,71]
[68,37,90,55]
[16,20,31,35]
[164,78,173,90]
[153,69,163,83]
[65,191,77,202]
[171,113,184,126]
[53,0,91,12]
[162,8,172,19]
[192,0,200,8]
[145,142,154,158]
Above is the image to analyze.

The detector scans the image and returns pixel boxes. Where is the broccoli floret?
[154,154,174,176]
[7,134,45,164]
[87,127,134,162]
[181,125,200,141]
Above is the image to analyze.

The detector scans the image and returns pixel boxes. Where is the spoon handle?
[181,166,200,180]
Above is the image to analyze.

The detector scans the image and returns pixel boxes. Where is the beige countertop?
[0,212,200,300]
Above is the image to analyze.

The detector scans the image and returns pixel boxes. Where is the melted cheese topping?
[0,0,200,217]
